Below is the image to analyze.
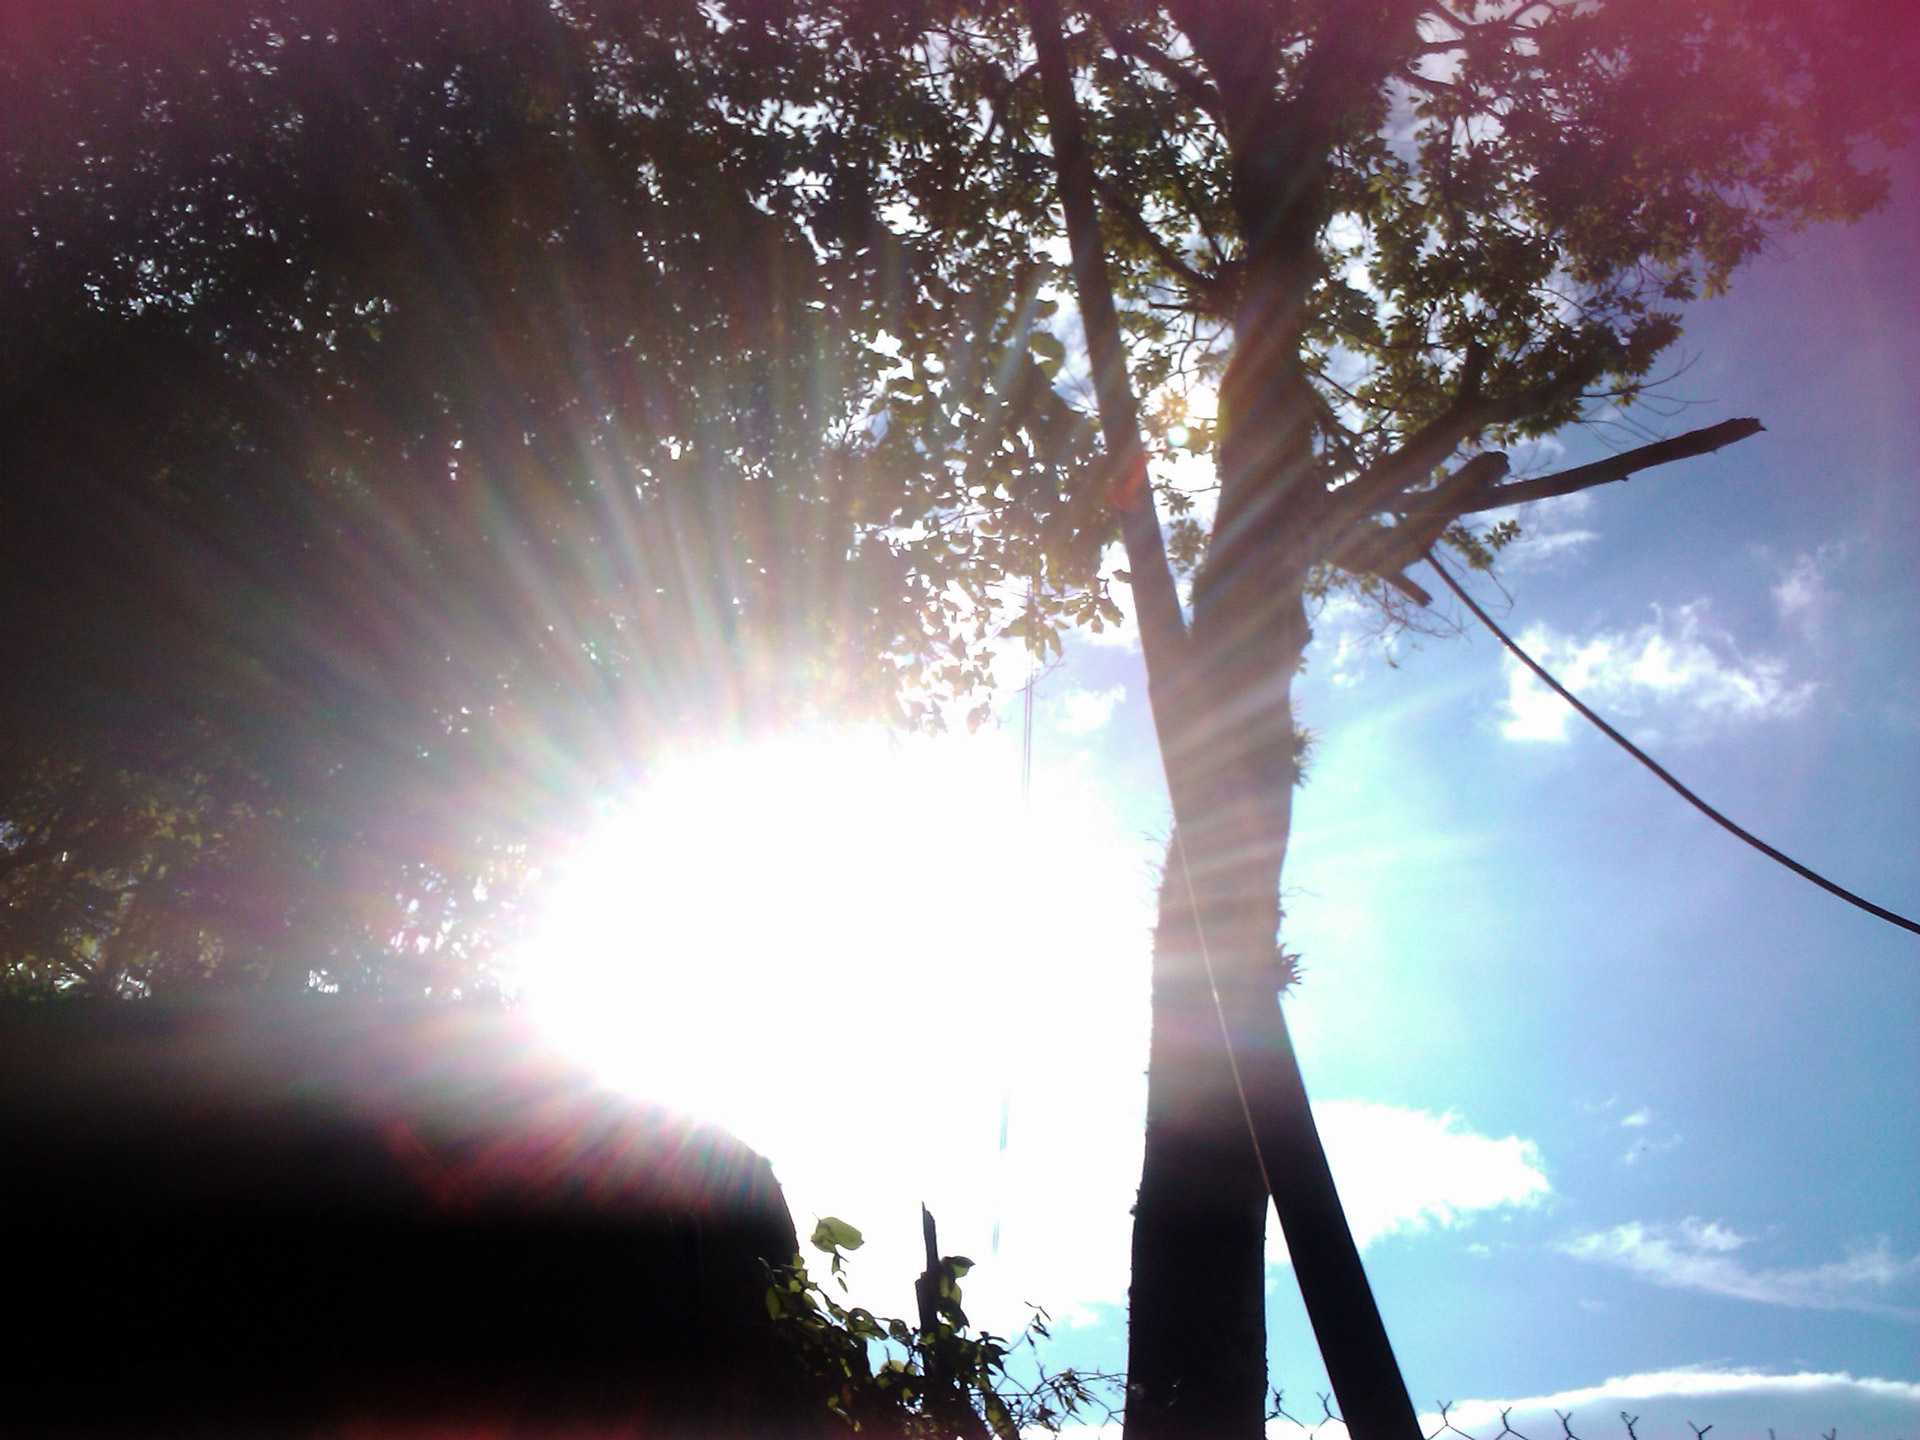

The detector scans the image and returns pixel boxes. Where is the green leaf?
[810,1216,865,1253]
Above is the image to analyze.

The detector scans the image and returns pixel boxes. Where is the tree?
[985,3,1913,1436]
[4,2,1913,1435]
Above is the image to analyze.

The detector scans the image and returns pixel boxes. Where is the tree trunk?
[1023,8,1421,1430]
[1124,581,1305,1440]
[1124,261,1419,1438]
[1127,592,1419,1440]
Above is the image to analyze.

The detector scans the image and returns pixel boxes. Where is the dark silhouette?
[0,999,808,1437]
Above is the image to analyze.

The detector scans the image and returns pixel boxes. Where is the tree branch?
[1326,450,1508,600]
[1327,418,1767,598]
[1327,345,1599,524]
[1027,0,1189,676]
[1091,6,1227,126]
[1450,418,1765,514]
[1317,537,1437,605]
[1087,169,1226,303]
[1327,392,1510,524]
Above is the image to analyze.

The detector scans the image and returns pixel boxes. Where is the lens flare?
[510,725,1156,1326]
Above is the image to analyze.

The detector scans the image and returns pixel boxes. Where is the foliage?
[0,0,1110,994]
[1008,0,1913,597]
[764,1215,1109,1440]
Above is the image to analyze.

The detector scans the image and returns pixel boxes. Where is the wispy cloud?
[1561,1218,1920,1319]
[1268,1102,1550,1263]
[1054,683,1125,735]
[1499,602,1814,744]
[1496,489,1602,574]
[1506,525,1601,569]
[1306,591,1407,689]
[1773,553,1827,634]
[1771,542,1850,639]
[1616,1105,1683,1163]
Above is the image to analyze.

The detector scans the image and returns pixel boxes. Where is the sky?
[513,156,1919,1439]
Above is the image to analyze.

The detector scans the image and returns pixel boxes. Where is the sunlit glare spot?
[511,726,1156,1328]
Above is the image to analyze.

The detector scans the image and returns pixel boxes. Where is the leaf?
[810,1216,865,1254]
[1029,329,1066,376]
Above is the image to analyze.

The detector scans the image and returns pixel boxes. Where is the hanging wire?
[1021,662,1035,806]
[1426,549,1920,937]
[995,574,1041,1259]
[1021,582,1036,807]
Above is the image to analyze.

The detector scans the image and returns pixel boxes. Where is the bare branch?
[1385,562,1435,606]
[1451,418,1765,514]
[1328,391,1513,522]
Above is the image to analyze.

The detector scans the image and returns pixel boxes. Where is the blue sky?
[518,157,1917,1439]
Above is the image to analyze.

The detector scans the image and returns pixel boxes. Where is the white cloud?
[1562,1218,1920,1319]
[1055,683,1126,735]
[1504,525,1601,569]
[1402,1369,1920,1440]
[1771,542,1850,638]
[1611,1105,1682,1163]
[1773,553,1826,632]
[1267,1102,1551,1264]
[1499,602,1815,744]
[1494,489,1602,574]
[1506,433,1569,472]
[1307,591,1407,689]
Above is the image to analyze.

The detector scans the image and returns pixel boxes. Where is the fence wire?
[1258,1390,1861,1440]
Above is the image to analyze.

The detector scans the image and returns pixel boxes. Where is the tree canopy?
[6,0,1905,998]
[1,0,1113,995]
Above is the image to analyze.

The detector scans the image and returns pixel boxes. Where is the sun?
[509,724,1156,1327]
